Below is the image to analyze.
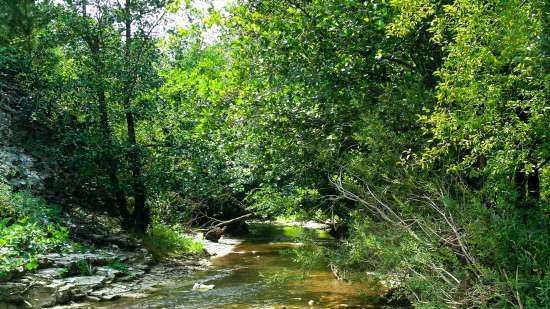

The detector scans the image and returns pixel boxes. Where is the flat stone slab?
[0,282,27,302]
[32,268,67,280]
[200,236,243,257]
[1,246,200,308]
[38,252,121,268]
[26,275,108,308]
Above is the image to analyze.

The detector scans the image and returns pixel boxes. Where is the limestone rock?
[205,226,226,242]
[26,275,107,308]
[0,282,26,302]
[192,283,215,291]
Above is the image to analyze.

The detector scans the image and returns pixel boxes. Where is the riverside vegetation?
[0,0,548,308]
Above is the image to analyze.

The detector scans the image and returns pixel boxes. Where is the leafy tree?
[417,0,549,208]
[1,0,548,307]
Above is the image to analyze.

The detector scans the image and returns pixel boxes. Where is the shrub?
[293,187,550,308]
[74,260,94,276]
[0,219,69,280]
[0,182,15,219]
[0,181,62,225]
[143,223,204,260]
[0,179,71,280]
[289,229,330,272]
[107,260,129,274]
[148,191,191,226]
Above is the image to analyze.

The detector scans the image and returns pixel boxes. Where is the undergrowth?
[143,223,204,260]
[289,186,550,308]
[107,260,130,274]
[0,180,71,281]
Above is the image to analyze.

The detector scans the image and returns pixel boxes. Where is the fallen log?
[204,213,253,242]
[211,213,253,229]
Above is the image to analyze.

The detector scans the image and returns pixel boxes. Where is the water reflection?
[91,223,387,309]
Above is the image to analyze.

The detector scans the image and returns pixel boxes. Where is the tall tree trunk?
[124,0,149,233]
[95,62,131,224]
[80,0,130,224]
[514,167,528,208]
[126,105,149,232]
[515,160,541,209]
[526,167,540,207]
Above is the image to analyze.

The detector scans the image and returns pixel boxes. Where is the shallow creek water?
[94,223,388,309]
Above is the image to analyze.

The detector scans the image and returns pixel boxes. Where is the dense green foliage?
[0,181,70,280]
[1,0,548,307]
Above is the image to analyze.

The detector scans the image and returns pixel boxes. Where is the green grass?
[143,223,204,260]
[107,260,129,273]
[74,260,94,276]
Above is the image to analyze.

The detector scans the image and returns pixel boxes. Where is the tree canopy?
[1,0,548,308]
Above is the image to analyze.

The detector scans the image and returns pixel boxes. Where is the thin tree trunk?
[80,0,130,223]
[514,167,527,208]
[96,65,131,224]
[527,167,540,207]
[126,109,149,232]
[124,0,149,233]
[80,0,133,227]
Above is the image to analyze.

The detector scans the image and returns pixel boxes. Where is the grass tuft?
[143,223,204,260]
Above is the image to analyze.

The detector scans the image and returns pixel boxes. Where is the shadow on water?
[92,223,392,309]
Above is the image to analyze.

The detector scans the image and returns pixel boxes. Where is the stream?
[89,223,389,309]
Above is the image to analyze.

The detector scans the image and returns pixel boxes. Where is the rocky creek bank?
[0,236,233,309]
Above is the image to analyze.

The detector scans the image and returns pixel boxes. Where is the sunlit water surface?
[89,223,390,309]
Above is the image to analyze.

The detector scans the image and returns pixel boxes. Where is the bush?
[74,260,94,276]
[107,260,129,274]
[289,229,330,272]
[143,223,204,260]
[0,179,71,280]
[0,181,62,225]
[292,187,550,308]
[148,191,191,226]
[0,219,69,280]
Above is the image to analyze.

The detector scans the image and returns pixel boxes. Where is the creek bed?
[76,223,388,309]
